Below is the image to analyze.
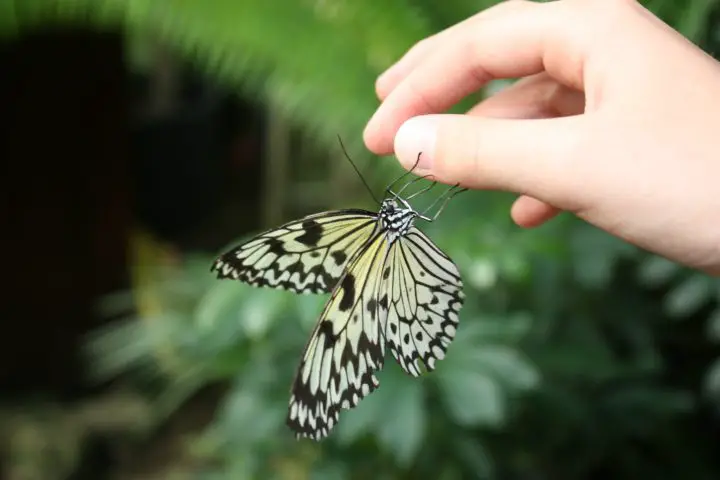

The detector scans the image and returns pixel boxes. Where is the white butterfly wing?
[211,210,377,294]
[381,227,464,376]
[287,231,391,439]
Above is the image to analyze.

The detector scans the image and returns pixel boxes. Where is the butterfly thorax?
[379,198,417,243]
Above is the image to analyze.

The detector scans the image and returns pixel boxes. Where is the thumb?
[393,114,586,210]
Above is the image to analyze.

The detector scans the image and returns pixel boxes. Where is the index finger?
[363,0,606,154]
[375,0,529,99]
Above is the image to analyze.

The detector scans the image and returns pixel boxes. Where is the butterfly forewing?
[212,210,377,294]
[287,231,391,440]
[381,227,464,376]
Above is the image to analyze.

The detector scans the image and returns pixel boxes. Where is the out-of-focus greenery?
[4,0,720,478]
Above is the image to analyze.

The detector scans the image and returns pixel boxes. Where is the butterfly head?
[379,198,417,240]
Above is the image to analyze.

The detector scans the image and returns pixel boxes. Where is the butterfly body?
[378,198,418,243]
[212,173,465,440]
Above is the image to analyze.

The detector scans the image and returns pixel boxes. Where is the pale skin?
[363,0,720,276]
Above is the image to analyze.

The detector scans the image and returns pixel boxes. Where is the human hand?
[363,0,720,275]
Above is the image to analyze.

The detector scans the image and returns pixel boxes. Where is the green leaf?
[664,274,714,318]
[570,224,636,288]
[336,364,426,465]
[457,346,540,392]
[295,294,329,330]
[706,308,720,341]
[438,369,505,427]
[310,462,349,480]
[434,314,538,427]
[194,282,248,333]
[703,357,720,403]
[602,387,695,433]
[466,258,499,290]
[676,0,717,40]
[333,376,388,444]
[212,387,285,447]
[453,435,495,479]
[637,255,680,287]
[238,289,288,339]
[375,373,426,467]
[457,313,533,345]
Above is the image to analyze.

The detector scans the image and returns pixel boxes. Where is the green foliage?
[87,191,720,479]
[6,0,720,478]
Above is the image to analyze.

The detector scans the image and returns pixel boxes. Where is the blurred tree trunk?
[0,29,129,395]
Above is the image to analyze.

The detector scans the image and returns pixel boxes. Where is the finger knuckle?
[408,38,430,57]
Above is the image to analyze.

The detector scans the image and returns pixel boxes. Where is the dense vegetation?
[3,0,720,478]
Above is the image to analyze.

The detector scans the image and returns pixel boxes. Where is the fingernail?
[394,116,437,170]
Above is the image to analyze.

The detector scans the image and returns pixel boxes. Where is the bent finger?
[468,73,585,119]
[511,195,562,228]
[376,0,530,100]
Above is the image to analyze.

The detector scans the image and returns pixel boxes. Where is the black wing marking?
[212,209,378,294]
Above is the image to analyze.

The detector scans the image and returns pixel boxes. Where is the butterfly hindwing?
[211,210,377,294]
[287,231,390,440]
[381,227,464,376]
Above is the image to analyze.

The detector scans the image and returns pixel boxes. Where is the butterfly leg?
[392,173,436,199]
[418,183,459,219]
[418,183,468,222]
[405,179,438,200]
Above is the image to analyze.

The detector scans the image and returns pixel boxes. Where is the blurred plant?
[88,198,546,479]
[0,391,152,480]
[3,0,720,478]
[88,194,720,479]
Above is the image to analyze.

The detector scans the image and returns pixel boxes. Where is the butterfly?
[211,143,466,440]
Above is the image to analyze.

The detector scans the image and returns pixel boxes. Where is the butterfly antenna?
[419,184,468,222]
[385,152,423,195]
[337,135,381,205]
